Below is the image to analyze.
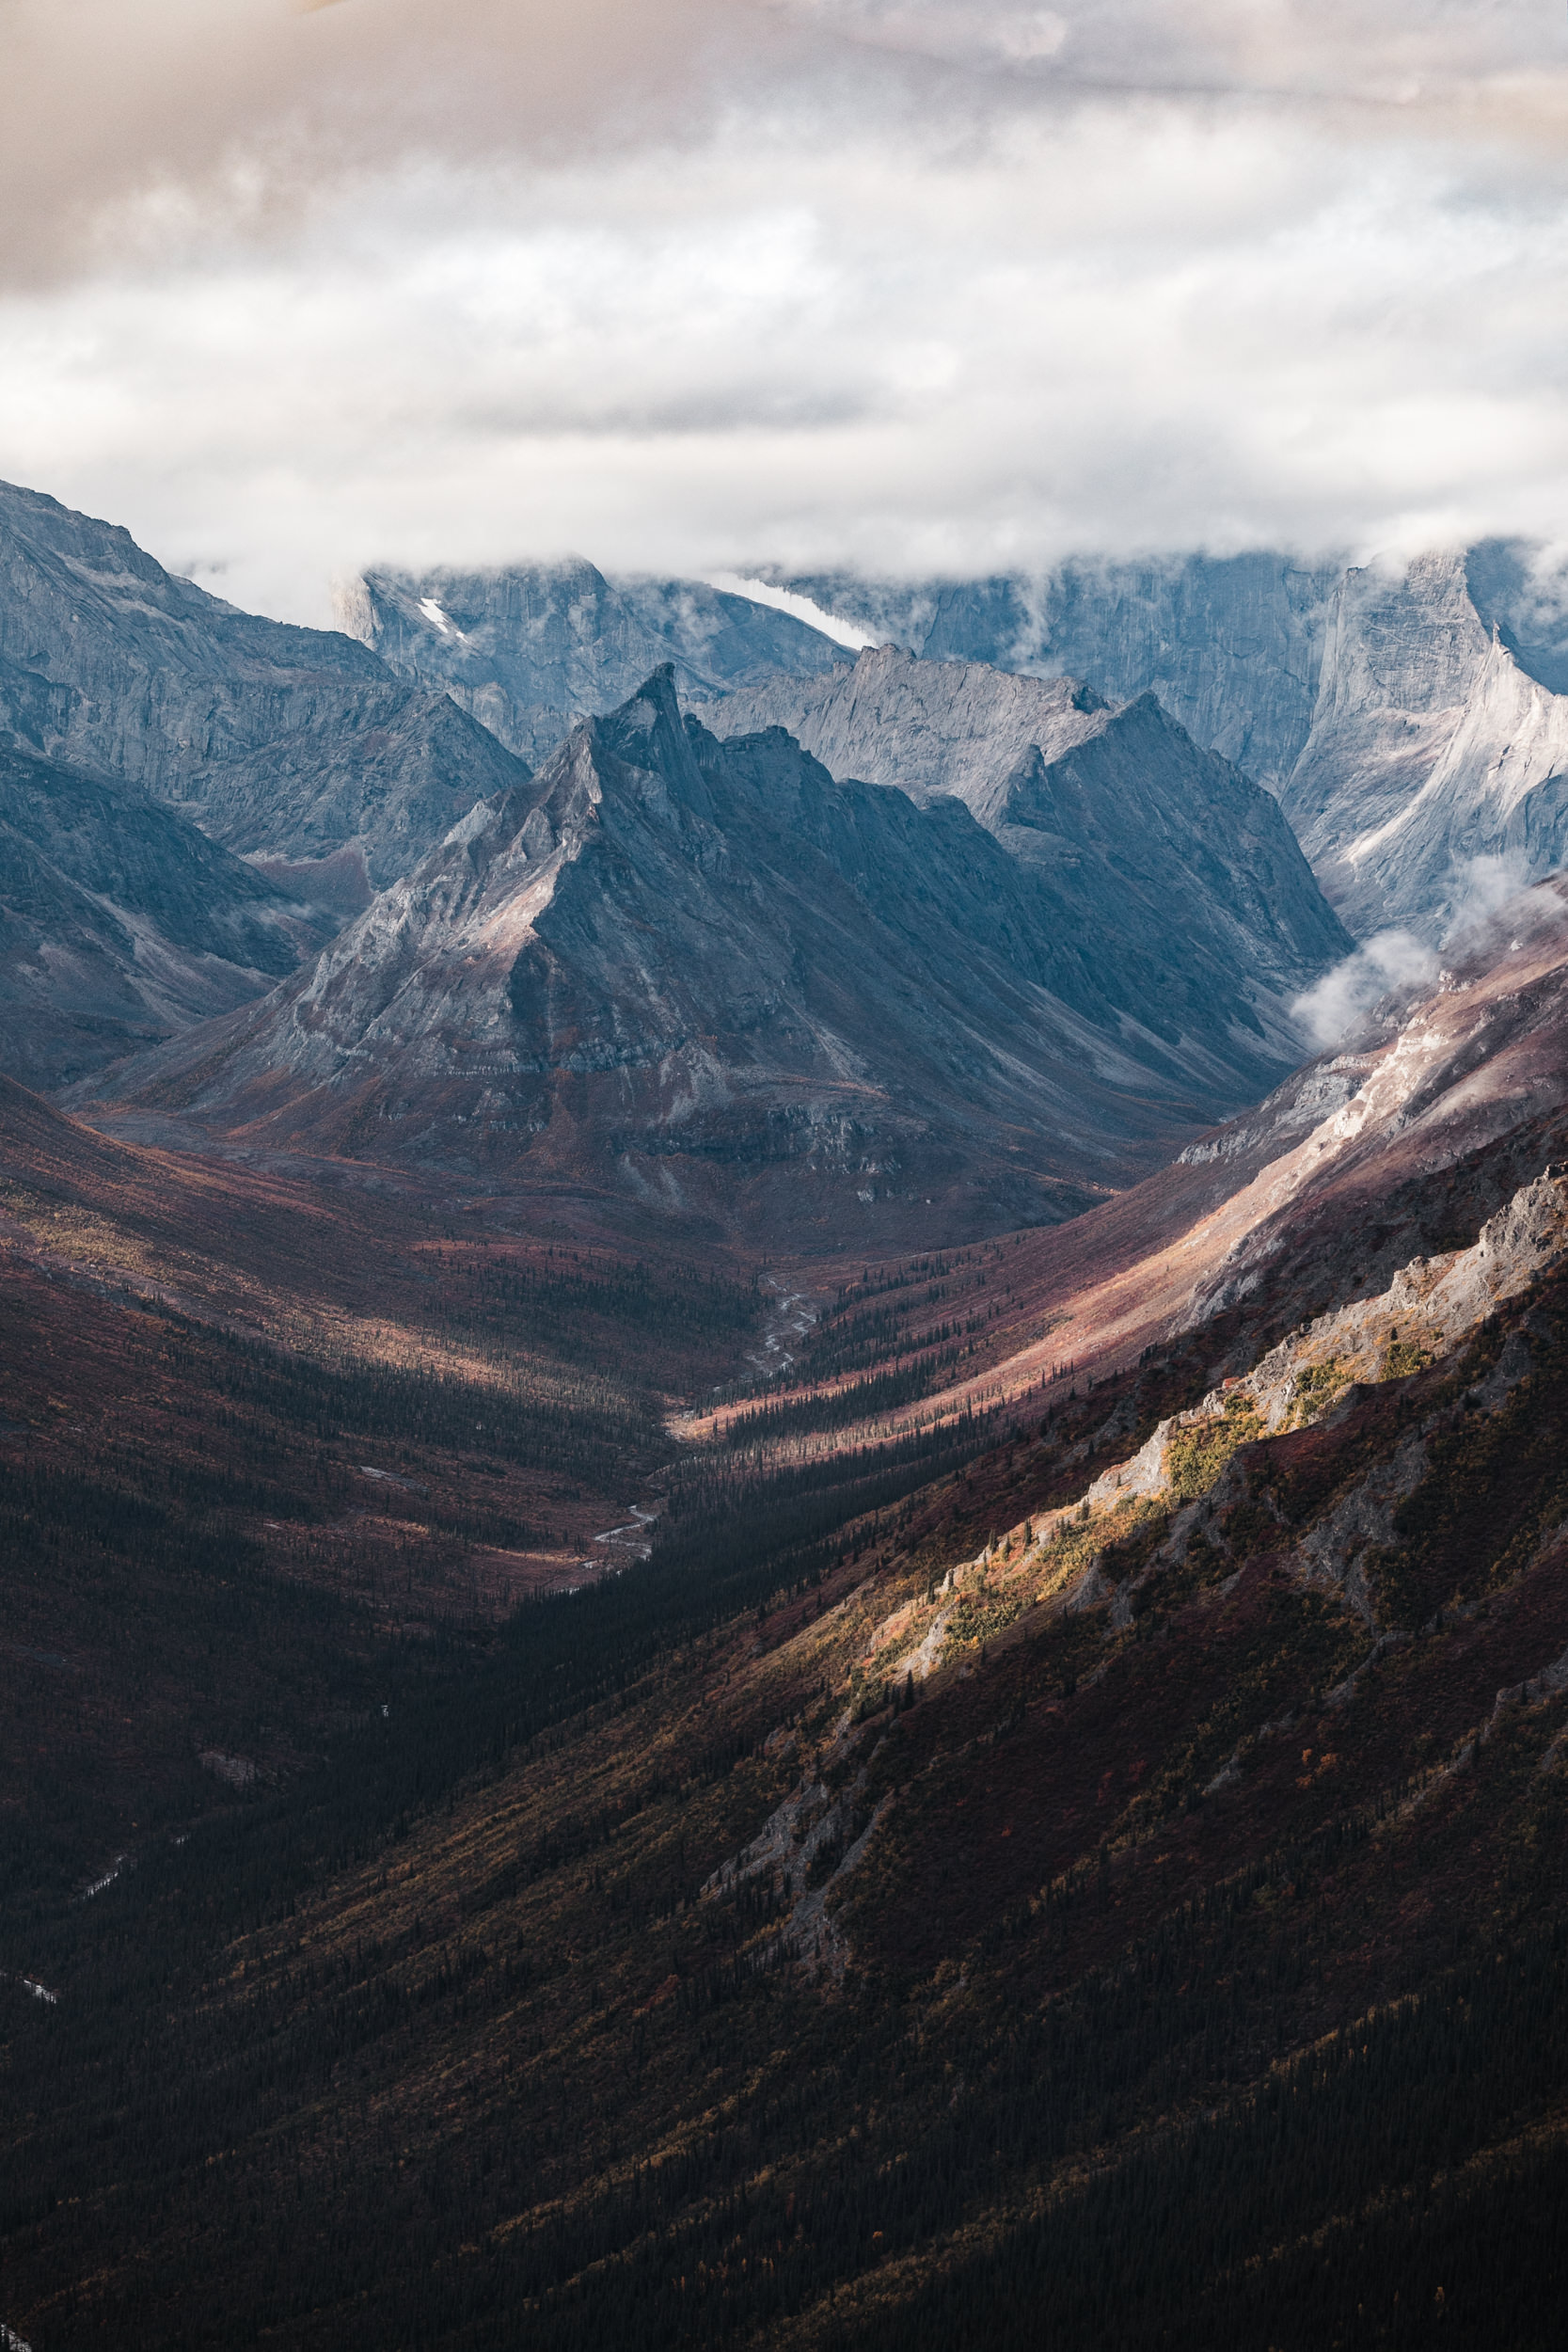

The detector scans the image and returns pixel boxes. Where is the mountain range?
[702,645,1340,1015]
[0,479,532,900]
[82,667,1343,1245]
[338,558,851,766]
[766,547,1568,944]
[9,475,1568,2351]
[345,535,1568,954]
[769,549,1341,792]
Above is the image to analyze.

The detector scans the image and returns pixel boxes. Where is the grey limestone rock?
[337,559,850,767]
[769,551,1341,792]
[86,670,1343,1246]
[1280,548,1568,942]
[0,481,533,895]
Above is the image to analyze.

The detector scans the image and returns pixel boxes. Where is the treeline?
[721,1343,973,1441]
[648,1406,1006,1623]
[447,1250,757,1370]
[157,1313,660,1485]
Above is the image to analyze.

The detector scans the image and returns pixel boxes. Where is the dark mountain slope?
[0,480,532,893]
[341,558,850,764]
[82,670,1341,1246]
[771,549,1341,789]
[707,644,1349,1020]
[0,735,329,1089]
[9,904,1568,2351]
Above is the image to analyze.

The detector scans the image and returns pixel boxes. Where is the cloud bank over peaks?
[3,0,1567,620]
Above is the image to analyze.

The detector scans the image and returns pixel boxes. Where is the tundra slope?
[81,670,1345,1248]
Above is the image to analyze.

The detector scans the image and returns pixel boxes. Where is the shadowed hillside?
[8,898,1568,2347]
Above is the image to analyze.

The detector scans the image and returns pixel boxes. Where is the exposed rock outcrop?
[1281,548,1568,941]
[0,481,532,894]
[850,1164,1568,1691]
[80,669,1340,1245]
[770,551,1341,791]
[340,559,850,766]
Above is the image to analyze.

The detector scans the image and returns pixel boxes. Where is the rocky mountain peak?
[1282,545,1568,940]
[80,669,1350,1245]
[705,644,1349,1027]
[0,480,533,898]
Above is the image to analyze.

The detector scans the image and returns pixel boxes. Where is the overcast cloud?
[3,0,1567,620]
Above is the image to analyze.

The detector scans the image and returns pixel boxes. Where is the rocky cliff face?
[1280,548,1568,942]
[779,544,1568,947]
[81,670,1343,1246]
[337,560,849,766]
[0,738,328,1089]
[0,482,532,895]
[772,551,1340,791]
[705,646,1349,1041]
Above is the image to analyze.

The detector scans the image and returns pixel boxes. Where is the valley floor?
[8,1004,1568,2348]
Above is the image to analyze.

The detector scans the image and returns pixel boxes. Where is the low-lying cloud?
[1292,930,1440,1052]
[3,1,1568,617]
[1294,853,1568,1050]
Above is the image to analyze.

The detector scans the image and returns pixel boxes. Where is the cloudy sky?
[3,0,1567,620]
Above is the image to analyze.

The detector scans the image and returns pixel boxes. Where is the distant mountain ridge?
[0,480,534,896]
[768,551,1343,792]
[81,669,1345,1247]
[704,645,1349,1031]
[773,546,1568,945]
[0,736,329,1089]
[336,558,851,767]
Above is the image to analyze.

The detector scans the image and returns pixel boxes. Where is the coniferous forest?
[8,1084,1568,2349]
